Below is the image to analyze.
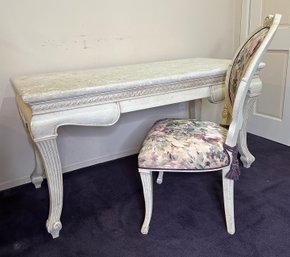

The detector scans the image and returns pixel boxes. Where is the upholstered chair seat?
[139,119,229,170]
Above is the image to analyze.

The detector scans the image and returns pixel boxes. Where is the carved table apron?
[11,58,263,238]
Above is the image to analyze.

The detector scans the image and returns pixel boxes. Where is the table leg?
[27,103,120,238]
[203,78,262,168]
[17,108,45,189]
[31,145,45,188]
[35,138,63,238]
[238,94,257,168]
[189,99,202,120]
[238,77,262,168]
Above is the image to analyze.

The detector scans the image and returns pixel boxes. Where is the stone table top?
[11,58,231,104]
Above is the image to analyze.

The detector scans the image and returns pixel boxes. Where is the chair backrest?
[224,14,281,147]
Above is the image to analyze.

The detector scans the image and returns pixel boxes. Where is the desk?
[11,58,263,238]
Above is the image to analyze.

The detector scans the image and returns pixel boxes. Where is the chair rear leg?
[156,171,164,184]
[139,169,153,234]
[222,167,235,235]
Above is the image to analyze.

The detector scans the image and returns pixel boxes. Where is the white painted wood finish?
[36,139,63,239]
[139,170,153,235]
[138,15,281,236]
[12,57,263,238]
[222,166,235,235]
[244,0,290,146]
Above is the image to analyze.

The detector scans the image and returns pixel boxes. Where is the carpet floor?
[1,134,290,257]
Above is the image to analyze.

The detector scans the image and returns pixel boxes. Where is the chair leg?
[156,171,164,184]
[139,169,153,234]
[222,168,235,235]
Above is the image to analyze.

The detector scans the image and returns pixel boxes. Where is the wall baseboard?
[62,148,139,173]
[0,177,32,192]
[0,148,139,191]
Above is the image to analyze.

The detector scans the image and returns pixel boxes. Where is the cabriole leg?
[36,138,63,239]
[17,111,45,189]
[139,169,153,234]
[238,95,257,168]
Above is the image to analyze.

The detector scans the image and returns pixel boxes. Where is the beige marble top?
[11,58,231,104]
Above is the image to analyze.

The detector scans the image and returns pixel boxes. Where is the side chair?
[137,14,281,235]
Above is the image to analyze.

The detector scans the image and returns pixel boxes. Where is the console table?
[11,58,263,238]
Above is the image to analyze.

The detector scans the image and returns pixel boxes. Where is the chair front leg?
[222,167,235,235]
[139,169,153,234]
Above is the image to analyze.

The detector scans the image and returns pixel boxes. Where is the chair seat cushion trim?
[138,119,230,170]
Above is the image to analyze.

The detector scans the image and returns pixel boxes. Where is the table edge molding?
[26,75,225,114]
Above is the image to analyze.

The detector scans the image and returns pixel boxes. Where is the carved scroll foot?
[46,221,62,239]
[36,138,63,239]
[240,154,255,169]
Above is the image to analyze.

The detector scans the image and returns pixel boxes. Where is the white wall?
[0,0,240,190]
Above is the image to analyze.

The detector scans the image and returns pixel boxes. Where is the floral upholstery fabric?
[221,27,269,126]
[138,119,229,170]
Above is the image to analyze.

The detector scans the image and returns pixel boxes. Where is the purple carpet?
[1,134,290,257]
